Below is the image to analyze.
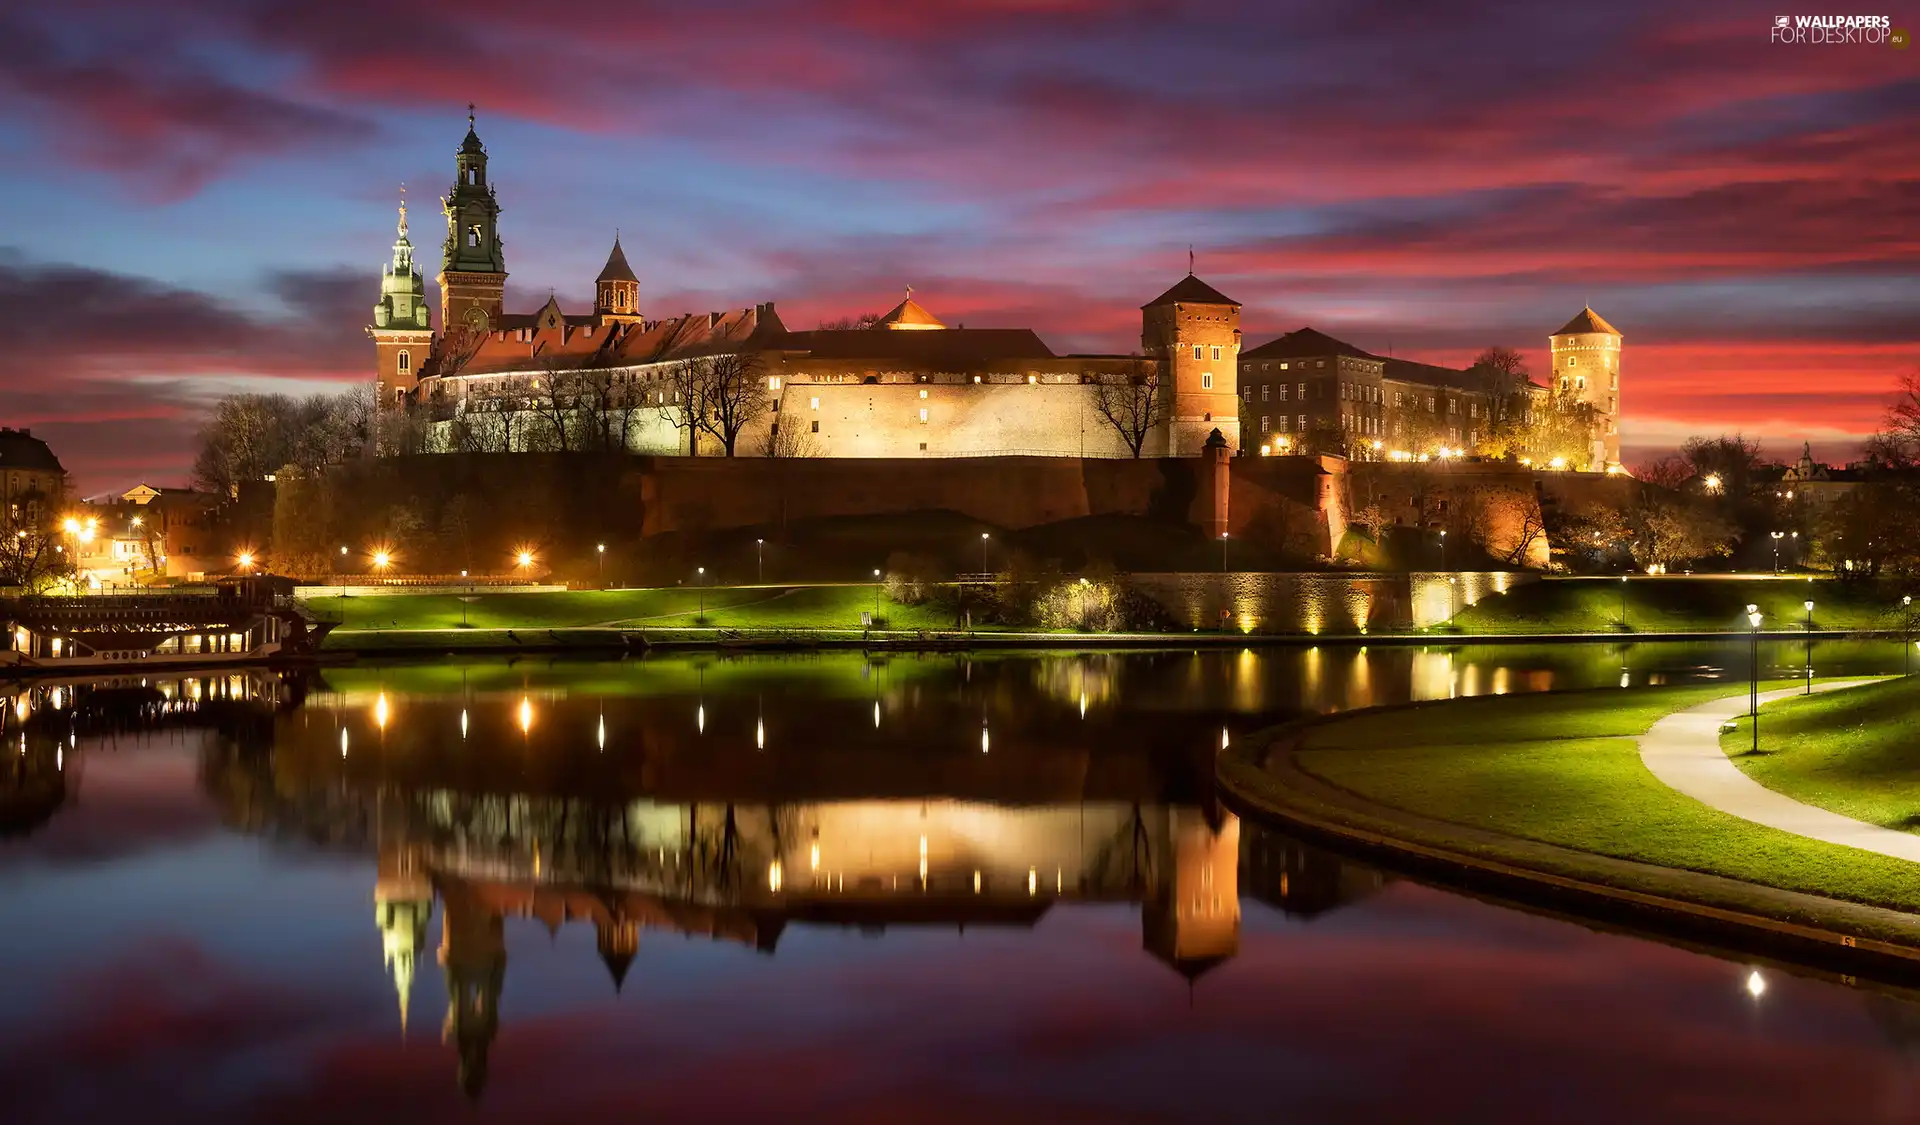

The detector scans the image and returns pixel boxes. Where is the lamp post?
[980,532,991,576]
[460,570,470,626]
[1619,575,1629,630]
[756,538,765,585]
[1804,599,1814,694]
[1220,531,1230,573]
[873,567,882,623]
[1770,531,1784,573]
[1747,604,1763,755]
[1905,595,1913,676]
[596,543,605,588]
[1438,529,1447,571]
[697,566,705,623]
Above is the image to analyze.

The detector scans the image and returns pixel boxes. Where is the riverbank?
[1723,675,1920,831]
[1219,681,1920,970]
[302,579,1920,653]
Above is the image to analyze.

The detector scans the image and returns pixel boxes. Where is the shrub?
[883,551,944,605]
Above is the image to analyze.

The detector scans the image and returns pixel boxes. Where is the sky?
[1,0,1914,495]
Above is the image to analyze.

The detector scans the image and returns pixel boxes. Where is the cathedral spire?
[439,108,508,336]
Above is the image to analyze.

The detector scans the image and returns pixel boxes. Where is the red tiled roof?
[1553,306,1621,336]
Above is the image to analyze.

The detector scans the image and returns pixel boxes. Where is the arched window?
[397,350,410,373]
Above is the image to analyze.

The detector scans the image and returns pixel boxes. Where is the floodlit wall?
[1130,569,1537,633]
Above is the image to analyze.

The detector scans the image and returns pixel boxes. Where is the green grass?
[1447,576,1911,635]
[1723,675,1920,832]
[306,584,970,636]
[1291,682,1920,916]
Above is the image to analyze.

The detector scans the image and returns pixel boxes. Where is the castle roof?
[1553,306,1620,337]
[875,292,946,330]
[430,303,789,378]
[773,327,1055,365]
[0,428,63,474]
[596,238,637,284]
[1242,327,1378,362]
[1143,274,1239,309]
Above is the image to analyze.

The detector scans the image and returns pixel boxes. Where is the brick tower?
[368,193,433,408]
[1548,307,1623,470]
[593,234,641,325]
[1142,273,1242,456]
[438,106,507,340]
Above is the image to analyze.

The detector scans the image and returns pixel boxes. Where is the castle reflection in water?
[2,654,1421,1098]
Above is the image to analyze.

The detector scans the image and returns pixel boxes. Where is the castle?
[372,114,1621,470]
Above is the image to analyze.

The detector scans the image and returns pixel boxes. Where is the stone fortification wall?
[1131,569,1537,634]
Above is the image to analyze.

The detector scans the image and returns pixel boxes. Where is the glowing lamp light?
[1547,456,1567,470]
[1746,970,1766,999]
[1704,473,1723,494]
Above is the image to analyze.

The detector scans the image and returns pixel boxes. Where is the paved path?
[1637,679,1920,862]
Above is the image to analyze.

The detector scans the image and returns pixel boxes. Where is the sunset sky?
[2,0,1914,493]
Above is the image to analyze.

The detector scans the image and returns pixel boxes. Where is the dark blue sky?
[2,0,1914,491]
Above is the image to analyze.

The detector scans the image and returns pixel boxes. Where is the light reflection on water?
[2,642,1918,1123]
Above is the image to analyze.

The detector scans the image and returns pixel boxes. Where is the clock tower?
[438,105,507,340]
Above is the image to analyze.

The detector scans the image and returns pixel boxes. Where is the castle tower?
[373,843,434,1036]
[595,915,640,994]
[438,106,508,341]
[1142,807,1241,983]
[1142,274,1242,456]
[438,886,506,1101]
[594,235,641,324]
[368,193,433,408]
[1548,307,1623,471]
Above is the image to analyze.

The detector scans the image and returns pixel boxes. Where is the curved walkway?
[1637,679,1920,862]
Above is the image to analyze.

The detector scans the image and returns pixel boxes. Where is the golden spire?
[397,183,408,239]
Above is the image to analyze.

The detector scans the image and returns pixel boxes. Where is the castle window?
[810,420,820,434]
[918,408,929,423]
[1297,415,1306,431]
[1242,386,1251,402]
[1211,346,1222,361]
[1260,385,1269,402]
[1280,362,1289,370]
[767,376,782,391]
[1297,382,1306,398]
[1200,373,1213,389]
[397,350,410,373]
[1193,346,1203,360]
[1260,415,1270,434]
[810,397,820,410]
[919,389,929,399]
[1028,374,1038,385]
[1568,356,1577,367]
[468,224,481,247]
[1278,385,1289,401]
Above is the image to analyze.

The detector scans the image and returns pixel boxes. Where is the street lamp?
[1770,530,1784,573]
[1747,604,1763,755]
[596,543,606,588]
[1220,531,1230,573]
[756,538,765,585]
[980,532,991,576]
[1619,575,1629,630]
[1438,529,1448,571]
[873,567,883,623]
[1804,599,1815,695]
[236,551,254,575]
[1905,595,1914,676]
[697,566,706,623]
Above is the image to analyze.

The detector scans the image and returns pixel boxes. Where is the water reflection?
[4,643,1920,1119]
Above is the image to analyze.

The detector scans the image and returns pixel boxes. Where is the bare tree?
[762,416,820,458]
[694,352,773,457]
[525,357,578,453]
[817,313,881,330]
[1633,453,1693,490]
[1090,359,1166,458]
[0,515,75,590]
[657,360,706,456]
[1865,368,1920,468]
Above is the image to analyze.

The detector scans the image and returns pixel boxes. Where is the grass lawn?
[307,584,971,636]
[1723,675,1920,832]
[1290,682,1920,916]
[1446,576,1911,635]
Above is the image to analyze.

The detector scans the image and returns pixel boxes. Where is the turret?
[1142,273,1242,456]
[1548,307,1623,471]
[368,192,434,408]
[594,235,641,324]
[438,105,508,340]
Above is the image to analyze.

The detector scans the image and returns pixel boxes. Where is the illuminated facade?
[371,115,1238,458]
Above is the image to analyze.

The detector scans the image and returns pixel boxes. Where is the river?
[2,641,1917,1123]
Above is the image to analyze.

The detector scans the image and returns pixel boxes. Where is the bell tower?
[1142,272,1242,456]
[368,190,433,408]
[438,105,508,341]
